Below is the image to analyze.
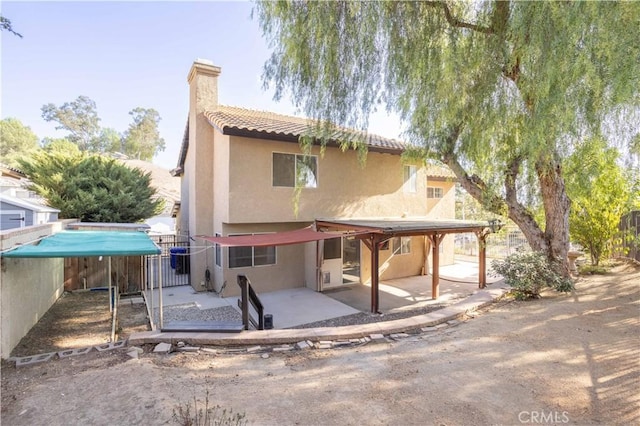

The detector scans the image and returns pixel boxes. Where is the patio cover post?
[428,233,444,299]
[158,254,164,329]
[477,232,488,289]
[362,234,383,314]
[316,239,324,291]
[108,257,113,312]
[148,255,154,328]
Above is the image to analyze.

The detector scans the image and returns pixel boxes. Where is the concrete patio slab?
[128,286,510,347]
[142,260,505,336]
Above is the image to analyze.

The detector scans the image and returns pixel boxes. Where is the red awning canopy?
[197,226,358,247]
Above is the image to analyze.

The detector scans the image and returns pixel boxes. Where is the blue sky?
[1,1,402,169]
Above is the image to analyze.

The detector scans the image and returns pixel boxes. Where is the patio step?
[161,321,244,333]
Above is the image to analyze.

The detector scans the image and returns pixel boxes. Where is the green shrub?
[173,391,247,426]
[491,251,574,300]
[578,264,609,275]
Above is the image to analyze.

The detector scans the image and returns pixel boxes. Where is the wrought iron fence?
[146,234,191,288]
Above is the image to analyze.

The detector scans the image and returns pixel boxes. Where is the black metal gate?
[147,234,191,288]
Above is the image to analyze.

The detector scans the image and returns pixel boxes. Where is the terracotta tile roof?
[425,164,457,180]
[204,106,406,153]
[0,164,26,178]
[174,105,456,179]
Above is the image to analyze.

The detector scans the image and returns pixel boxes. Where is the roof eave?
[220,127,404,155]
[175,119,190,172]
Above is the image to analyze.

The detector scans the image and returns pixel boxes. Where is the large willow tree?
[256,1,640,274]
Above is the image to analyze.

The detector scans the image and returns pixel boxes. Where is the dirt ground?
[8,291,149,357]
[1,262,638,426]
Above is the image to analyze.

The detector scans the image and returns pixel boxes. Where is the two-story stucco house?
[173,59,457,298]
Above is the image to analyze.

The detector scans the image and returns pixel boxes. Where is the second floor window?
[273,153,318,188]
[427,187,444,198]
[404,165,417,193]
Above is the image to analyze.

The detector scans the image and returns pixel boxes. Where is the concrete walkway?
[129,287,509,346]
[130,261,508,347]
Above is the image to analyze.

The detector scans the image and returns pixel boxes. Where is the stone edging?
[9,340,127,367]
[7,287,511,367]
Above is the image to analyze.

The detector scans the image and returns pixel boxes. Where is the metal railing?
[147,234,190,287]
[237,275,264,330]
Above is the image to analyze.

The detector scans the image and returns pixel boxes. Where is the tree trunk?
[444,149,572,277]
[536,159,571,276]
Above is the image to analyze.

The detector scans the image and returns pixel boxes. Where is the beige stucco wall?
[426,179,456,218]
[187,125,436,293]
[0,222,70,359]
[425,179,456,267]
[359,233,455,285]
[180,59,457,293]
[217,222,312,297]
[185,62,219,291]
[227,137,428,223]
[183,128,458,292]
[177,172,189,237]
[206,130,231,293]
[360,236,426,284]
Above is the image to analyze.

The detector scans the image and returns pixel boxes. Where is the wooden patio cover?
[315,218,495,313]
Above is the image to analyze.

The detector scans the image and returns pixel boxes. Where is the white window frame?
[403,165,417,193]
[228,233,277,269]
[272,152,318,188]
[392,236,411,255]
[427,186,444,199]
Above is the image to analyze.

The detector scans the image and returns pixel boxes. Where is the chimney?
[185,59,221,291]
[187,58,221,113]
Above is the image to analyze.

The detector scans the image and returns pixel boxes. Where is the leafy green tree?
[41,96,101,151]
[1,15,22,38]
[18,148,163,222]
[455,184,487,221]
[0,118,39,167]
[566,138,639,265]
[41,138,81,156]
[256,1,640,275]
[96,127,123,154]
[122,108,166,161]
[628,133,640,174]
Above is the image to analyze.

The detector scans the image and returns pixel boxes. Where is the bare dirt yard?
[7,290,149,356]
[2,261,638,426]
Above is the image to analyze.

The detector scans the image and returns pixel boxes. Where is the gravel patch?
[153,304,241,324]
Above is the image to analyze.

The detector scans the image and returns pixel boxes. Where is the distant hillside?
[120,159,180,217]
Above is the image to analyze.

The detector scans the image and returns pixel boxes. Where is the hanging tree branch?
[1,16,23,38]
[423,1,494,35]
